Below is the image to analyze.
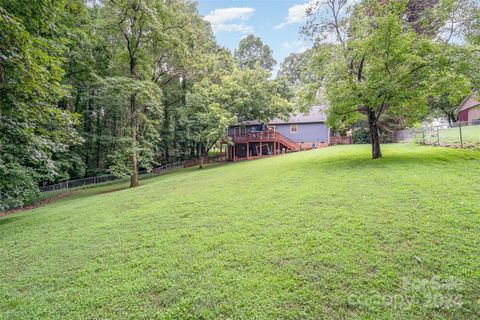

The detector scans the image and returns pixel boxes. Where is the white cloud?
[204,7,255,34]
[215,23,254,34]
[275,2,313,29]
[282,40,310,53]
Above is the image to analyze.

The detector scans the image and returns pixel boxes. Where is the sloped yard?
[0,144,479,319]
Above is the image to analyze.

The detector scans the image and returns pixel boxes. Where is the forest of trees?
[0,0,292,209]
[1,0,480,209]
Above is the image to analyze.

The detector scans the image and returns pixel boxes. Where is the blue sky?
[197,0,313,75]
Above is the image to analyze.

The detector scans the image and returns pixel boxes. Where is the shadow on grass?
[0,215,25,225]
[304,145,480,171]
[0,162,229,219]
[97,186,130,195]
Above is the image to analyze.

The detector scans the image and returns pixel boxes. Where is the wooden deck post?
[233,144,236,162]
[247,142,249,159]
[260,141,262,158]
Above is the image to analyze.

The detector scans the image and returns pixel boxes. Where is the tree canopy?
[301,0,480,158]
[0,0,292,209]
[234,34,277,72]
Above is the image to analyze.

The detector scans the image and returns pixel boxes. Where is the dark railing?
[231,131,275,141]
[231,131,299,150]
[275,132,299,149]
[183,153,227,168]
[230,131,299,150]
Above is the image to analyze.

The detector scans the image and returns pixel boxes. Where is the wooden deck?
[226,131,301,162]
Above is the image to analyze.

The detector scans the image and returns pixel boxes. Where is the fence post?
[459,122,464,148]
[436,126,440,146]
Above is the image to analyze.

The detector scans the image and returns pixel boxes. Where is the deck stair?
[231,131,300,151]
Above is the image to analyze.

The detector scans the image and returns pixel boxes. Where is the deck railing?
[230,131,299,150]
[275,132,299,149]
[183,153,227,168]
[231,131,275,141]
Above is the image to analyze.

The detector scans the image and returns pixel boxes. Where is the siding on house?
[273,123,329,144]
[468,108,480,122]
[458,104,480,122]
[458,91,480,122]
[459,109,469,122]
[227,106,330,147]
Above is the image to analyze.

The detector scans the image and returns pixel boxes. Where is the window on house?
[290,124,298,133]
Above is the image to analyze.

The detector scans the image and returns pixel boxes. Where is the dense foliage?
[234,34,277,72]
[301,0,480,158]
[0,0,291,209]
[2,0,479,208]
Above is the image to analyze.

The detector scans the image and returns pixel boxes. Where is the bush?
[352,128,370,144]
[0,161,40,211]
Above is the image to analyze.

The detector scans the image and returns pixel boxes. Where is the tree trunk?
[84,91,94,173]
[448,112,457,125]
[130,93,139,187]
[0,62,4,159]
[0,62,3,205]
[367,110,382,159]
[198,143,208,169]
[163,104,169,163]
[96,107,103,172]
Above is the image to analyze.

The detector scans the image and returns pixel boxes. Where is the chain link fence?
[5,161,186,213]
[397,121,480,150]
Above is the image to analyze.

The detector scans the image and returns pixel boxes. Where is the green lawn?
[1,144,479,319]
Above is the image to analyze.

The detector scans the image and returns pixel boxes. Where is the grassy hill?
[1,144,479,319]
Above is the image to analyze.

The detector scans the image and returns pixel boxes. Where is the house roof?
[234,120,262,126]
[458,90,480,112]
[269,105,327,124]
[232,105,328,126]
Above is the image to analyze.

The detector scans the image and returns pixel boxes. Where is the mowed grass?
[1,144,479,319]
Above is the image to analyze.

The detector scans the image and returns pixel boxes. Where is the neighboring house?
[458,90,480,123]
[225,106,330,161]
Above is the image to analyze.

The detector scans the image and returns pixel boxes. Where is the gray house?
[269,105,330,149]
[226,106,330,161]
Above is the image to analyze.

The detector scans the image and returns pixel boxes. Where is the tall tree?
[426,44,473,124]
[234,34,276,71]
[101,0,208,187]
[277,50,313,87]
[303,0,433,158]
[108,0,152,187]
[221,66,292,122]
[183,65,292,168]
[0,2,82,210]
[183,79,236,168]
